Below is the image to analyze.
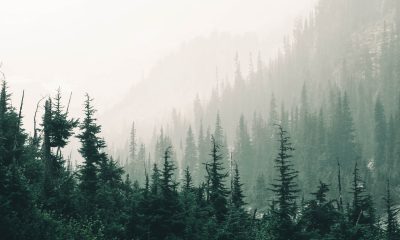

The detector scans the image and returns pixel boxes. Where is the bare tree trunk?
[33,96,45,145]
[13,90,24,164]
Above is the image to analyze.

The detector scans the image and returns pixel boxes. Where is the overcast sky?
[0,0,317,129]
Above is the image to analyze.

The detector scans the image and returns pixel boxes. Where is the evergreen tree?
[0,81,26,166]
[223,163,249,240]
[231,163,245,209]
[214,112,228,169]
[329,92,359,177]
[253,173,268,210]
[41,90,78,214]
[151,163,161,195]
[198,122,208,182]
[234,114,254,189]
[77,94,107,214]
[181,167,201,240]
[0,81,41,239]
[214,112,223,145]
[350,163,377,238]
[350,163,366,225]
[384,180,400,240]
[158,147,184,239]
[133,142,147,185]
[299,181,339,238]
[155,128,172,164]
[269,125,299,240]
[184,125,198,181]
[207,136,229,222]
[142,163,162,240]
[96,156,128,239]
[41,98,55,207]
[50,89,78,156]
[129,121,137,164]
[374,97,387,169]
[183,166,194,193]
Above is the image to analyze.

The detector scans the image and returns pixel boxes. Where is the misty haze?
[1,0,400,239]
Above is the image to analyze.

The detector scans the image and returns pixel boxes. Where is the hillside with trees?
[124,0,400,212]
[2,0,400,239]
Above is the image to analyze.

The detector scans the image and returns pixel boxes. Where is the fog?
[3,1,400,237]
[1,0,316,136]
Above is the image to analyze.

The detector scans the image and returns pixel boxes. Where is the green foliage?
[77,94,107,213]
[384,181,400,240]
[184,126,198,182]
[234,115,254,189]
[299,182,339,238]
[269,125,300,240]
[207,136,229,223]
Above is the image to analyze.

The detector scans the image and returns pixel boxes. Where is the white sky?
[0,0,317,130]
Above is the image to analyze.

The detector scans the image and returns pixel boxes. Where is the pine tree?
[183,166,194,193]
[184,125,198,181]
[160,147,178,197]
[129,121,137,164]
[231,163,245,209]
[181,167,200,240]
[132,142,147,185]
[96,156,128,239]
[223,162,249,240]
[0,81,25,166]
[41,90,78,214]
[269,125,299,240]
[351,163,365,224]
[193,94,203,133]
[42,98,53,168]
[349,163,378,239]
[77,94,106,213]
[374,97,387,169]
[150,163,161,195]
[141,163,162,240]
[350,162,366,225]
[157,147,184,239]
[214,112,224,146]
[329,92,359,174]
[51,89,78,157]
[299,181,338,238]
[234,114,254,189]
[197,122,209,182]
[154,127,172,164]
[0,81,42,239]
[253,173,268,210]
[268,94,278,126]
[137,143,146,165]
[214,112,229,172]
[207,136,229,222]
[41,98,56,207]
[384,180,400,240]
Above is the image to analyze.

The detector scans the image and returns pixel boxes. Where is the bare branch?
[33,96,45,144]
[66,91,72,114]
[13,90,24,164]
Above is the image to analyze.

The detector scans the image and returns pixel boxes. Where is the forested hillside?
[124,0,400,212]
[2,0,400,239]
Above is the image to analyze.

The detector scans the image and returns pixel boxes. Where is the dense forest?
[1,82,398,239]
[2,0,400,239]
